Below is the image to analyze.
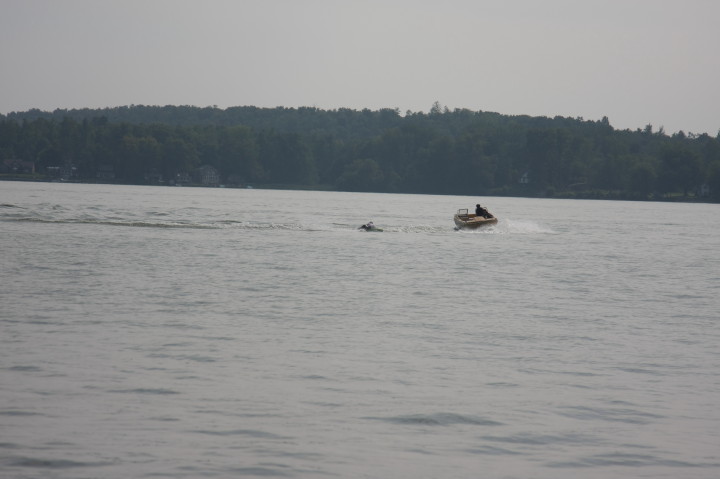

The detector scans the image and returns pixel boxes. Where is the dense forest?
[2,103,719,202]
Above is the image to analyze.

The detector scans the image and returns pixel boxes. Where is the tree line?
[2,104,719,201]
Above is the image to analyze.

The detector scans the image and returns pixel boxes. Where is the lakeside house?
[96,164,116,181]
[2,159,35,174]
[194,165,220,186]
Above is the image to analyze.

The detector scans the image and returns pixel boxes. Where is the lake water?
[1,181,719,479]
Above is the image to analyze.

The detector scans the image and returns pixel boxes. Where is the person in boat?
[475,204,493,219]
[360,221,375,231]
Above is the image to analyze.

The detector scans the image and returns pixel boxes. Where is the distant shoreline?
[3,106,718,204]
[2,177,713,204]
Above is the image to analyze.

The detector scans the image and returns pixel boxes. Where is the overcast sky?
[2,0,718,134]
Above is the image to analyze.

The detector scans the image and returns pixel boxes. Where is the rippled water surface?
[1,182,719,478]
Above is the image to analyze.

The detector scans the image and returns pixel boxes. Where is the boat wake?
[4,215,556,234]
[455,219,555,235]
[2,203,554,235]
[5,216,222,229]
[502,219,555,234]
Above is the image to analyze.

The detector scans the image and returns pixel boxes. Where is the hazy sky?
[2,0,719,134]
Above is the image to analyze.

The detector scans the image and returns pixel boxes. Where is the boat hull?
[454,214,498,229]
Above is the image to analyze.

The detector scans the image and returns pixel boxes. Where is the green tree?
[217,126,261,183]
[118,135,161,183]
[259,131,316,185]
[337,158,385,191]
[657,143,703,196]
[628,159,657,198]
[525,128,559,192]
[163,137,199,178]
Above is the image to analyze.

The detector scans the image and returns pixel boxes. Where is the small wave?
[109,388,180,395]
[227,466,292,476]
[7,365,42,372]
[0,410,43,416]
[367,412,503,427]
[465,445,523,456]
[6,456,113,469]
[193,429,288,439]
[0,443,22,449]
[176,355,217,363]
[616,367,663,376]
[482,432,593,446]
[547,452,713,468]
[557,405,663,424]
[149,416,181,422]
